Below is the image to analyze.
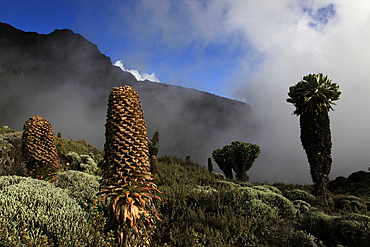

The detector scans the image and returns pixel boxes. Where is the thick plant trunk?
[300,110,334,206]
[232,159,247,181]
[215,158,233,179]
[232,157,254,182]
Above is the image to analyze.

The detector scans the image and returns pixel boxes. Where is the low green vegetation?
[0,126,17,134]
[1,129,370,246]
[54,136,104,162]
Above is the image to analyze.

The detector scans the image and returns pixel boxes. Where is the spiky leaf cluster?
[21,115,60,180]
[287,73,341,115]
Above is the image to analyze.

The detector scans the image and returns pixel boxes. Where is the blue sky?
[0,0,347,98]
[0,0,260,98]
[1,0,370,183]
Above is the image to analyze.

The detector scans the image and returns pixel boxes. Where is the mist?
[228,1,370,183]
[97,0,370,183]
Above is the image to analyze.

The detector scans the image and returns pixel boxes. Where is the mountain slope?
[0,22,259,166]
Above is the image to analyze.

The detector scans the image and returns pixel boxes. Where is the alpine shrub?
[54,170,101,209]
[0,175,87,246]
[302,211,370,247]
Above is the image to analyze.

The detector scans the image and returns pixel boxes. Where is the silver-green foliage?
[66,152,98,175]
[224,185,297,237]
[227,185,297,218]
[302,211,370,246]
[285,189,316,204]
[253,184,283,195]
[0,175,87,246]
[0,126,17,134]
[287,230,325,247]
[54,170,101,209]
[334,195,369,215]
[243,198,280,234]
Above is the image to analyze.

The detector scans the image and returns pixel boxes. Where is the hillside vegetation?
[1,128,369,246]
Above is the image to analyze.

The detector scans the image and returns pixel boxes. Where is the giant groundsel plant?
[212,141,261,181]
[287,73,341,206]
[22,115,60,181]
[98,86,161,246]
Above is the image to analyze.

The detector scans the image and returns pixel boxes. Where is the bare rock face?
[329,171,370,199]
[348,171,370,183]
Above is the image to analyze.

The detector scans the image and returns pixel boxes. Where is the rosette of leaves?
[21,115,60,181]
[98,86,161,246]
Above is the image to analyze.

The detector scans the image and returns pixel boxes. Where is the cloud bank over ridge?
[105,0,370,183]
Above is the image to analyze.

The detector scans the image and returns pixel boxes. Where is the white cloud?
[112,0,370,183]
[114,60,159,82]
[226,0,370,182]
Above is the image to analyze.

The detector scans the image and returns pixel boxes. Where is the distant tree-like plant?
[212,141,261,181]
[148,131,160,157]
[22,115,60,181]
[208,157,213,174]
[148,131,160,174]
[287,73,341,206]
[98,86,161,246]
[151,155,159,175]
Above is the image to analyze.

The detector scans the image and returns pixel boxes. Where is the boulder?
[348,171,370,183]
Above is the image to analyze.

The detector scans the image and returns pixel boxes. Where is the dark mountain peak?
[0,22,111,67]
[48,28,76,37]
[45,28,109,62]
[0,23,259,165]
[0,22,40,48]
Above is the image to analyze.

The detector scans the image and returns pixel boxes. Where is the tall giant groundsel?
[287,73,341,206]
[99,86,160,246]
